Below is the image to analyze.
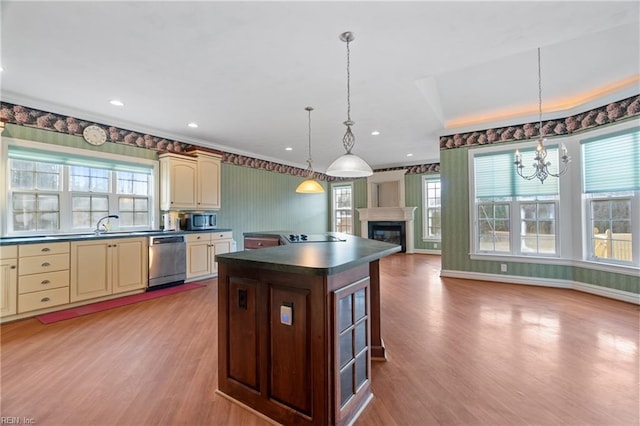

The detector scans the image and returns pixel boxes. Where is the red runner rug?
[36,283,206,324]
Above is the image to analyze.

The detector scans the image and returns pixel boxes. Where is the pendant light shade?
[326,31,373,178]
[326,153,373,177]
[296,178,325,193]
[296,106,325,194]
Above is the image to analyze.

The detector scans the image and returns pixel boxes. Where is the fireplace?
[368,221,406,253]
[357,170,417,253]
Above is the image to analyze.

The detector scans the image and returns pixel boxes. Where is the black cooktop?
[287,234,346,243]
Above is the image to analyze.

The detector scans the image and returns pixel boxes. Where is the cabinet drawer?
[244,236,280,250]
[211,231,233,241]
[18,287,70,313]
[0,245,18,259]
[20,242,69,257]
[186,233,212,243]
[19,253,70,275]
[19,270,70,294]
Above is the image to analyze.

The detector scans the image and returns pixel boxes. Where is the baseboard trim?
[414,249,441,255]
[440,269,639,305]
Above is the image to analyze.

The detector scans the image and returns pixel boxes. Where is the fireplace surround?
[357,170,417,253]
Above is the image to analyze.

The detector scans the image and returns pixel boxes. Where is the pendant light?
[326,31,373,178]
[514,47,570,183]
[296,107,325,193]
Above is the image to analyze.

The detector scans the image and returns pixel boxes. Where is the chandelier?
[295,107,325,193]
[326,31,373,178]
[514,47,570,183]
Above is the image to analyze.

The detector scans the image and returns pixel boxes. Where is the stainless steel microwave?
[181,212,217,230]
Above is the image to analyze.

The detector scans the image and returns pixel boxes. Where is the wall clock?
[83,125,107,146]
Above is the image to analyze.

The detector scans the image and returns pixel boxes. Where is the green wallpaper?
[3,124,158,160]
[218,164,329,249]
[440,145,639,295]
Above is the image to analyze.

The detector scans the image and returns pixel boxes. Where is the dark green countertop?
[0,229,232,246]
[217,233,401,276]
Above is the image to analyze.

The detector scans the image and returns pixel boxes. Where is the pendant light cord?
[346,38,351,123]
[305,106,314,176]
[538,47,542,137]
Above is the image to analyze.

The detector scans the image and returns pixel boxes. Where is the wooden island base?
[216,234,400,425]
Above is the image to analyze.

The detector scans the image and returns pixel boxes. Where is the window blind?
[475,147,559,198]
[8,146,153,175]
[582,128,640,193]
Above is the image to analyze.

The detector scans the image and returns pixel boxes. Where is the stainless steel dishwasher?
[148,235,186,289]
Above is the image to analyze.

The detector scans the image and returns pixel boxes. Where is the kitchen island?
[215,233,400,425]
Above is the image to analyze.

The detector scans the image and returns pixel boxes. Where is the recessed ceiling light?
[0,66,4,72]
[187,122,199,128]
[285,147,293,151]
[371,130,380,136]
[406,153,413,157]
[109,99,124,107]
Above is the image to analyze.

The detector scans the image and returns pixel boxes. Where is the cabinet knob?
[41,297,51,302]
[10,265,16,269]
[41,280,50,285]
[257,242,263,246]
[41,247,51,252]
[41,262,51,267]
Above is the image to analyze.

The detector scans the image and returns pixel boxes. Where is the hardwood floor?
[1,254,638,425]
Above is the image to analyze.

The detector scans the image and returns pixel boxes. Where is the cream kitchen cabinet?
[17,242,70,313]
[0,246,18,317]
[159,151,222,211]
[159,154,198,211]
[186,231,232,281]
[70,237,148,302]
[195,152,221,210]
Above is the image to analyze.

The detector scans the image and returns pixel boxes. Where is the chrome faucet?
[95,215,119,235]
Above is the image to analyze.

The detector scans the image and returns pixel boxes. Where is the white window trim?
[467,120,639,275]
[1,137,159,236]
[422,175,441,241]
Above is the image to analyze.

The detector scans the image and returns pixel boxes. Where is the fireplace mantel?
[357,207,417,253]
[358,207,417,222]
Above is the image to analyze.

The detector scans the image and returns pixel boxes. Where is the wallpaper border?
[0,102,438,179]
[439,94,640,149]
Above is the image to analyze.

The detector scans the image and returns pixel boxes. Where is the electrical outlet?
[433,243,438,249]
[501,263,507,272]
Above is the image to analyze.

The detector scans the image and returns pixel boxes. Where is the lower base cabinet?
[70,237,147,302]
[0,246,18,317]
[17,242,70,314]
[186,231,232,281]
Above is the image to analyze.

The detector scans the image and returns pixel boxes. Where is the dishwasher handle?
[150,236,185,245]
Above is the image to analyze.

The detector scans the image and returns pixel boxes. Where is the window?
[7,146,154,235]
[473,146,560,256]
[10,160,61,232]
[582,128,639,265]
[422,177,441,239]
[332,183,354,234]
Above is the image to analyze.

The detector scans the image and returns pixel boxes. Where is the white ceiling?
[1,1,638,171]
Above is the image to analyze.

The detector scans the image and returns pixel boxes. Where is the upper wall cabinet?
[159,151,221,211]
[196,152,221,210]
